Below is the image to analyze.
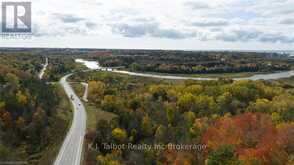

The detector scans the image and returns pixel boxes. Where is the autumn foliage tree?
[202,113,291,164]
[88,80,105,104]
[76,71,294,165]
[0,53,65,162]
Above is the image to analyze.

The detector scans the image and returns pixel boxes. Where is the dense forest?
[0,53,71,164]
[1,48,293,75]
[87,50,293,74]
[71,71,294,165]
[44,55,85,81]
[0,48,87,82]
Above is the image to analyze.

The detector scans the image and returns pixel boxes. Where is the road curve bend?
[54,74,87,165]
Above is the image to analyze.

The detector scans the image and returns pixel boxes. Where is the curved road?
[54,74,87,165]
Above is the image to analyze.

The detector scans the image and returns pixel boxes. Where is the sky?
[1,0,294,50]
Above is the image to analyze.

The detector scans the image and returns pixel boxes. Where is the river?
[76,59,294,81]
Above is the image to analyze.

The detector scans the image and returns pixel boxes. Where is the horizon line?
[0,46,293,53]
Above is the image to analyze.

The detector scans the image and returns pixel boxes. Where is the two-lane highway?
[54,74,87,165]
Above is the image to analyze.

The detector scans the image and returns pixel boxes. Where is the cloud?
[85,22,97,29]
[191,19,229,27]
[53,14,85,23]
[110,16,294,43]
[112,19,195,39]
[152,29,194,39]
[249,0,294,17]
[112,22,158,38]
[214,29,294,43]
[4,0,294,49]
[32,20,99,37]
[217,30,261,42]
[279,18,294,25]
[259,33,294,43]
[184,1,211,9]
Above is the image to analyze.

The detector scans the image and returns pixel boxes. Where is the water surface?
[76,59,294,81]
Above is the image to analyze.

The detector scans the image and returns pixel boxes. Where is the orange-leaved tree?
[202,113,289,164]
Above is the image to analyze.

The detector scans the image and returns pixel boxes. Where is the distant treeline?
[88,50,292,74]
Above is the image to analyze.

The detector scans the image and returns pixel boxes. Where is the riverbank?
[76,59,294,81]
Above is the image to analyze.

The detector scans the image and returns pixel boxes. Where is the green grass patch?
[71,82,117,132]
[85,104,117,132]
[71,82,85,98]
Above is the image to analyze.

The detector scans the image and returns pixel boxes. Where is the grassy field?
[71,83,117,132]
[70,82,84,98]
[279,76,294,84]
[84,105,117,132]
